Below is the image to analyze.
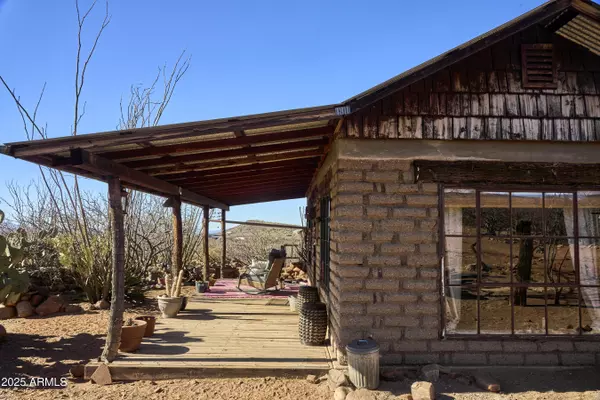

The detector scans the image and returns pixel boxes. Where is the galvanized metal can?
[345,338,380,389]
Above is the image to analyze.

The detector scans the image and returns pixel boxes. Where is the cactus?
[0,210,30,304]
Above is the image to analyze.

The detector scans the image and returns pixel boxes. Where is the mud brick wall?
[326,156,600,366]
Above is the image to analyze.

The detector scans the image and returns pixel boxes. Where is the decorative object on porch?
[237,248,286,293]
[195,281,209,293]
[179,296,188,311]
[157,296,182,318]
[119,318,147,352]
[296,285,319,312]
[288,295,297,312]
[299,301,327,346]
[346,338,380,389]
[208,274,217,287]
[135,315,156,337]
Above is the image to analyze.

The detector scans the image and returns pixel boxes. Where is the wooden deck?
[85,296,333,380]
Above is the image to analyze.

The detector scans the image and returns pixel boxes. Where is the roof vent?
[521,44,557,89]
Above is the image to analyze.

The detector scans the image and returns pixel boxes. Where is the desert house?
[2,0,600,367]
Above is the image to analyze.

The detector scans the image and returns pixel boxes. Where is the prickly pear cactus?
[0,210,30,304]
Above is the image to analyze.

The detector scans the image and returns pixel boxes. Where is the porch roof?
[1,104,340,210]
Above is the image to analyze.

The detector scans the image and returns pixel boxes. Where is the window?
[521,44,557,89]
[443,187,600,336]
[319,196,331,291]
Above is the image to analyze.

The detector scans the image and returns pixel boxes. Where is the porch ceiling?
[1,105,339,209]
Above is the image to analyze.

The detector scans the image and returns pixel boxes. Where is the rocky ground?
[0,288,599,400]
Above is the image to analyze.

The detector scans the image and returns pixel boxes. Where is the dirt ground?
[1,287,600,400]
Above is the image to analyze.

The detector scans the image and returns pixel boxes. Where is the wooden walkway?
[85,296,333,380]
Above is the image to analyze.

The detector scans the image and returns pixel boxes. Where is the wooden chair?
[237,256,286,293]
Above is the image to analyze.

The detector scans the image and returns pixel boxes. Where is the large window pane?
[445,237,477,285]
[480,192,510,236]
[445,287,477,334]
[480,287,512,334]
[481,238,512,283]
[546,239,576,285]
[514,288,546,334]
[512,192,544,236]
[510,238,544,284]
[545,192,574,237]
[577,191,600,237]
[547,286,579,335]
[444,189,476,235]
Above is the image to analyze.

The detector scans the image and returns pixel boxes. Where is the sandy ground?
[1,287,599,399]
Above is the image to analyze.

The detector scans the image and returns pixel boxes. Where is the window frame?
[441,184,600,338]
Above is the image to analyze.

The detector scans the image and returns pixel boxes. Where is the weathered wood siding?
[342,26,600,141]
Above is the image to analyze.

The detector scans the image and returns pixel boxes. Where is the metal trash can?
[345,338,380,389]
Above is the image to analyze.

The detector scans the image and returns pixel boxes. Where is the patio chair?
[237,249,286,293]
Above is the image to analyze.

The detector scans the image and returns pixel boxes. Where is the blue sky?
[0,0,547,228]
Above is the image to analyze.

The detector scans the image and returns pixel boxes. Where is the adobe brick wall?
[321,155,600,366]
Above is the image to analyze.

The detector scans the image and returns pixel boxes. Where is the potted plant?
[134,315,156,337]
[119,318,147,352]
[195,280,208,293]
[158,270,184,318]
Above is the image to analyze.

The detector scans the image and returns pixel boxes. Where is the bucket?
[346,338,380,389]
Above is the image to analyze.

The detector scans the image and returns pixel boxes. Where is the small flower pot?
[179,296,188,312]
[135,315,156,337]
[195,281,209,293]
[119,320,147,352]
[158,296,182,318]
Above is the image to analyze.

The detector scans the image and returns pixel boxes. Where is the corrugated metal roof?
[556,14,600,54]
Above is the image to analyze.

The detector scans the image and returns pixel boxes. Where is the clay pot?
[179,296,188,312]
[135,316,156,337]
[158,296,182,318]
[119,320,147,352]
[195,281,208,293]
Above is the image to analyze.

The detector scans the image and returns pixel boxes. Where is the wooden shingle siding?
[341,26,600,142]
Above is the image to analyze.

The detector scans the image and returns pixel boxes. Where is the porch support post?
[101,177,125,363]
[171,196,183,282]
[221,210,226,278]
[203,205,210,280]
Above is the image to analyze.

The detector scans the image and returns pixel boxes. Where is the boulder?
[411,381,435,400]
[346,388,375,400]
[69,365,85,378]
[474,372,501,393]
[420,364,440,382]
[5,292,21,307]
[94,299,110,310]
[16,301,35,318]
[64,304,84,314]
[90,364,112,385]
[35,295,64,316]
[0,324,6,338]
[0,305,16,320]
[306,374,318,384]
[30,294,44,307]
[328,369,349,391]
[334,387,353,400]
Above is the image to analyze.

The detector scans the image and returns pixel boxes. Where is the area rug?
[195,279,300,299]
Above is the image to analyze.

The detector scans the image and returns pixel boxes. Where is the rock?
[69,365,85,378]
[420,364,440,382]
[0,305,16,320]
[94,299,110,310]
[397,395,413,400]
[411,381,435,400]
[328,369,349,391]
[474,372,501,393]
[334,386,353,400]
[346,388,375,400]
[381,367,405,382]
[30,294,44,307]
[90,364,112,385]
[35,295,65,316]
[16,301,35,318]
[20,294,30,301]
[0,324,6,338]
[306,374,318,384]
[64,304,84,314]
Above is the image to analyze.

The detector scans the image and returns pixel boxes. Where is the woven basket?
[299,302,327,346]
[296,286,319,312]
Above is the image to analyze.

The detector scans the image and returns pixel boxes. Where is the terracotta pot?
[119,320,147,352]
[158,296,182,318]
[179,296,188,312]
[135,316,156,337]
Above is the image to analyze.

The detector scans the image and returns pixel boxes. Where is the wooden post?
[203,205,210,281]
[221,210,226,279]
[171,196,183,292]
[101,177,125,363]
